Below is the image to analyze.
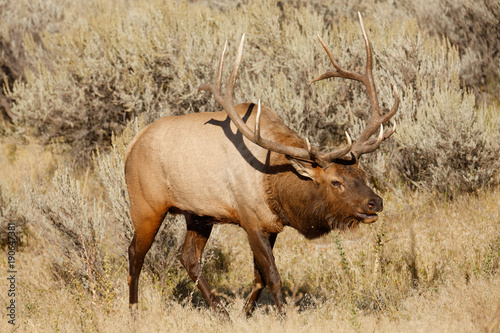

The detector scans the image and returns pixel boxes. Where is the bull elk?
[125,12,399,317]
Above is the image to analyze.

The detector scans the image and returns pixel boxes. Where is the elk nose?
[367,196,383,212]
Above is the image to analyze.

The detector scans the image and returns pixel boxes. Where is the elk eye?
[331,180,343,188]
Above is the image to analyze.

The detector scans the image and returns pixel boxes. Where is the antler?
[310,12,399,159]
[198,34,352,168]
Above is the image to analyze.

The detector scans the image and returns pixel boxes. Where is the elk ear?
[286,156,319,184]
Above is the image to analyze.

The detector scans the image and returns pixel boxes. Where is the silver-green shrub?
[0,184,26,247]
[0,0,71,123]
[23,167,113,297]
[407,0,500,100]
[6,0,500,195]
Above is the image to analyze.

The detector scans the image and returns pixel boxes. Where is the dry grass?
[1,170,498,332]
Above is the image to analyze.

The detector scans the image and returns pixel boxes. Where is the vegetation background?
[0,0,499,331]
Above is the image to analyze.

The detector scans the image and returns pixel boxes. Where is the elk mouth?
[356,212,378,224]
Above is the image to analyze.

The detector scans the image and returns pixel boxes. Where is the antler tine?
[358,12,372,82]
[375,124,384,145]
[356,120,398,155]
[216,40,227,92]
[349,125,383,157]
[354,11,382,146]
[320,131,353,162]
[305,138,312,154]
[312,132,352,161]
[255,99,262,143]
[309,34,364,85]
[225,34,245,102]
[305,138,321,163]
[385,120,397,139]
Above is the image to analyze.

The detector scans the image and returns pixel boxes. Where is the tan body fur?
[125,103,289,234]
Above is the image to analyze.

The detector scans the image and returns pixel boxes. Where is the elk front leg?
[244,233,277,317]
[180,215,229,318]
[246,229,284,316]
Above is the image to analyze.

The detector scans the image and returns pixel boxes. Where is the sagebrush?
[3,0,499,194]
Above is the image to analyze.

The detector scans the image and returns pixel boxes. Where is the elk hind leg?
[180,214,229,318]
[128,206,167,310]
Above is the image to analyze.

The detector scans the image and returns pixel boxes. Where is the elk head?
[199,12,399,229]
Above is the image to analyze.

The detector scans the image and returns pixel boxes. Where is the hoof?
[129,303,138,319]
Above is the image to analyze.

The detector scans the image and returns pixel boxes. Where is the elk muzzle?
[356,195,383,224]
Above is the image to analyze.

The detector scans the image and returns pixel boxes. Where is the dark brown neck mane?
[264,161,355,239]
